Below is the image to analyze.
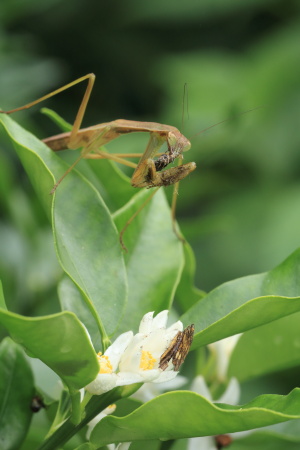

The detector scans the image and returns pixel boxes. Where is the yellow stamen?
[97,352,113,374]
[139,350,157,370]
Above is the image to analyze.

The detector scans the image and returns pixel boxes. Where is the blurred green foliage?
[1,0,300,305]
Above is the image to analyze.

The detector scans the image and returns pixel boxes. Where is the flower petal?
[86,373,118,395]
[159,375,187,390]
[208,334,241,380]
[190,376,213,402]
[138,369,162,382]
[139,311,154,334]
[151,310,169,329]
[151,370,178,383]
[142,329,176,357]
[217,377,240,405]
[106,331,134,369]
[119,333,144,372]
[115,372,145,386]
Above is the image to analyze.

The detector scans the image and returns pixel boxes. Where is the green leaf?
[41,107,73,132]
[58,277,102,351]
[181,249,300,348]
[0,306,98,390]
[111,397,142,418]
[113,188,184,333]
[85,158,135,212]
[0,112,127,337]
[130,441,161,450]
[52,170,127,337]
[0,113,55,218]
[175,243,205,313]
[49,387,72,435]
[90,389,300,446]
[228,312,300,382]
[0,338,35,450]
[0,281,7,310]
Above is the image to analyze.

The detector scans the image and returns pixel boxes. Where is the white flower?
[188,375,251,450]
[86,311,185,395]
[208,334,241,380]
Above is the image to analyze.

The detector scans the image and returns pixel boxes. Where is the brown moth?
[159,324,194,371]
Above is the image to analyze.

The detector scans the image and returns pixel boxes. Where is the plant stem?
[38,383,142,450]
[38,388,120,450]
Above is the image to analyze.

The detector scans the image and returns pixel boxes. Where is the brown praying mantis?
[0,73,258,249]
[0,73,198,249]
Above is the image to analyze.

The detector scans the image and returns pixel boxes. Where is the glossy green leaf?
[90,388,300,446]
[52,169,127,337]
[0,306,98,390]
[130,441,160,450]
[58,277,102,351]
[104,397,141,425]
[113,188,184,333]
[175,243,205,313]
[0,115,55,218]
[181,249,300,348]
[0,338,35,450]
[0,113,127,337]
[85,158,135,212]
[228,312,300,382]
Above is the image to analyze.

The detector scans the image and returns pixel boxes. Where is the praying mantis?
[0,73,197,249]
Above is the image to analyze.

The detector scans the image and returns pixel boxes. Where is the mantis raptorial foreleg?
[0,73,196,248]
